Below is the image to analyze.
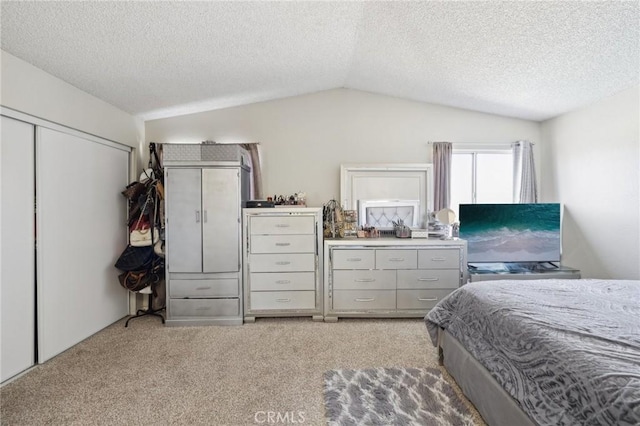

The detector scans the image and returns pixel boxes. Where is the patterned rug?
[323,367,476,426]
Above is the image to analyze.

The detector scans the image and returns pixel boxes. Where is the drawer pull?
[275,224,290,228]
[418,278,439,282]
[418,297,438,302]
[388,258,405,262]
[347,258,362,262]
[354,278,376,283]
[195,306,212,311]
[431,257,447,261]
[195,286,212,290]
[275,242,291,246]
[276,298,291,303]
[355,298,375,302]
[275,280,291,284]
[276,261,291,265]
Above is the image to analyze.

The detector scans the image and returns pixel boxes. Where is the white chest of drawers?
[324,239,467,322]
[243,207,323,322]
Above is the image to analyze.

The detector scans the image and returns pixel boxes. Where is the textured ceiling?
[1,1,638,122]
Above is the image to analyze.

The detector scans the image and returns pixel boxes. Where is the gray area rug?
[324,367,475,426]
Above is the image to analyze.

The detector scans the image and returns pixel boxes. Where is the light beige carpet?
[1,316,485,425]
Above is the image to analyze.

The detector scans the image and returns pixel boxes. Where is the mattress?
[425,279,640,425]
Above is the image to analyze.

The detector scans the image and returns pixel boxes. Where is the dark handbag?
[114,245,154,272]
[121,181,146,200]
[117,257,164,292]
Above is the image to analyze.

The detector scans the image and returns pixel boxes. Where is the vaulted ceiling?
[1,1,638,122]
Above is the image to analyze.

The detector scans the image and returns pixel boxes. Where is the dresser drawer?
[250,291,315,310]
[169,279,239,298]
[249,253,315,272]
[250,234,315,254]
[397,289,453,310]
[332,290,395,311]
[169,298,239,318]
[250,272,315,291]
[418,249,460,269]
[332,249,375,269]
[332,270,395,290]
[250,215,315,235]
[396,270,460,290]
[376,249,417,270]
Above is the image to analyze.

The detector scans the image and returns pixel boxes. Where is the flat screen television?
[459,203,561,264]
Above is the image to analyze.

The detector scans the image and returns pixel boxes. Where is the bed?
[424,279,640,426]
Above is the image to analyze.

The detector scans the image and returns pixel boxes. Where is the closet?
[1,110,131,383]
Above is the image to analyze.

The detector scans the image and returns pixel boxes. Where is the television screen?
[459,203,561,263]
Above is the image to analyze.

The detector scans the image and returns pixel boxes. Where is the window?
[450,147,513,216]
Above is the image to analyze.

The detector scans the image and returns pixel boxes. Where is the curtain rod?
[426,141,534,146]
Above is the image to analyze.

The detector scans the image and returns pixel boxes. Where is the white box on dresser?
[324,238,467,322]
[243,207,324,322]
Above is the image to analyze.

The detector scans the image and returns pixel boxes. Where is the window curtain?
[432,142,452,212]
[512,140,538,203]
[241,143,263,199]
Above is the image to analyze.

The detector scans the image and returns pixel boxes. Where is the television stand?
[468,262,581,282]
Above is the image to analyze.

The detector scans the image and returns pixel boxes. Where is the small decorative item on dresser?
[393,220,411,238]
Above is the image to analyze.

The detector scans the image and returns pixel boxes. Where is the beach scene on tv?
[459,203,561,264]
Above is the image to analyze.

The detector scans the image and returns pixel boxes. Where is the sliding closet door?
[1,116,36,382]
[36,127,129,362]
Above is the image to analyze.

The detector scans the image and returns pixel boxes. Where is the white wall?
[1,50,143,156]
[541,86,640,279]
[146,88,541,206]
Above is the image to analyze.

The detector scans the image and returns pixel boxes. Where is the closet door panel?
[36,127,129,363]
[1,116,35,382]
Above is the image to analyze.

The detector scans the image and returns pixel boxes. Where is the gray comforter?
[425,279,640,426]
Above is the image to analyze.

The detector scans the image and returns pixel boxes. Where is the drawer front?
[397,289,453,310]
[250,272,315,291]
[169,279,239,298]
[250,215,314,235]
[376,249,417,270]
[332,249,375,270]
[396,270,460,290]
[249,291,315,311]
[250,234,315,254]
[169,298,239,318]
[332,290,396,311]
[332,270,396,290]
[418,249,460,269]
[249,253,315,272]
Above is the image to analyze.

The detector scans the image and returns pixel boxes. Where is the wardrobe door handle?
[276,261,291,266]
[275,243,291,247]
[195,286,212,291]
[418,278,439,282]
[431,257,446,262]
[388,258,405,262]
[355,298,375,302]
[203,210,208,223]
[276,298,291,303]
[195,211,200,223]
[347,258,362,262]
[275,280,291,284]
[275,224,290,228]
[354,278,375,283]
[418,297,438,302]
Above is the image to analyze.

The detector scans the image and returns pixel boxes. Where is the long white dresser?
[324,238,467,322]
[243,207,323,322]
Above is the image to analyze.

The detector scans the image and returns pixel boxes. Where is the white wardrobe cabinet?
[164,144,250,326]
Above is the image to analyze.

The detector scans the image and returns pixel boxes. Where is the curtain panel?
[241,143,263,200]
[512,140,538,203]
[432,142,453,212]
